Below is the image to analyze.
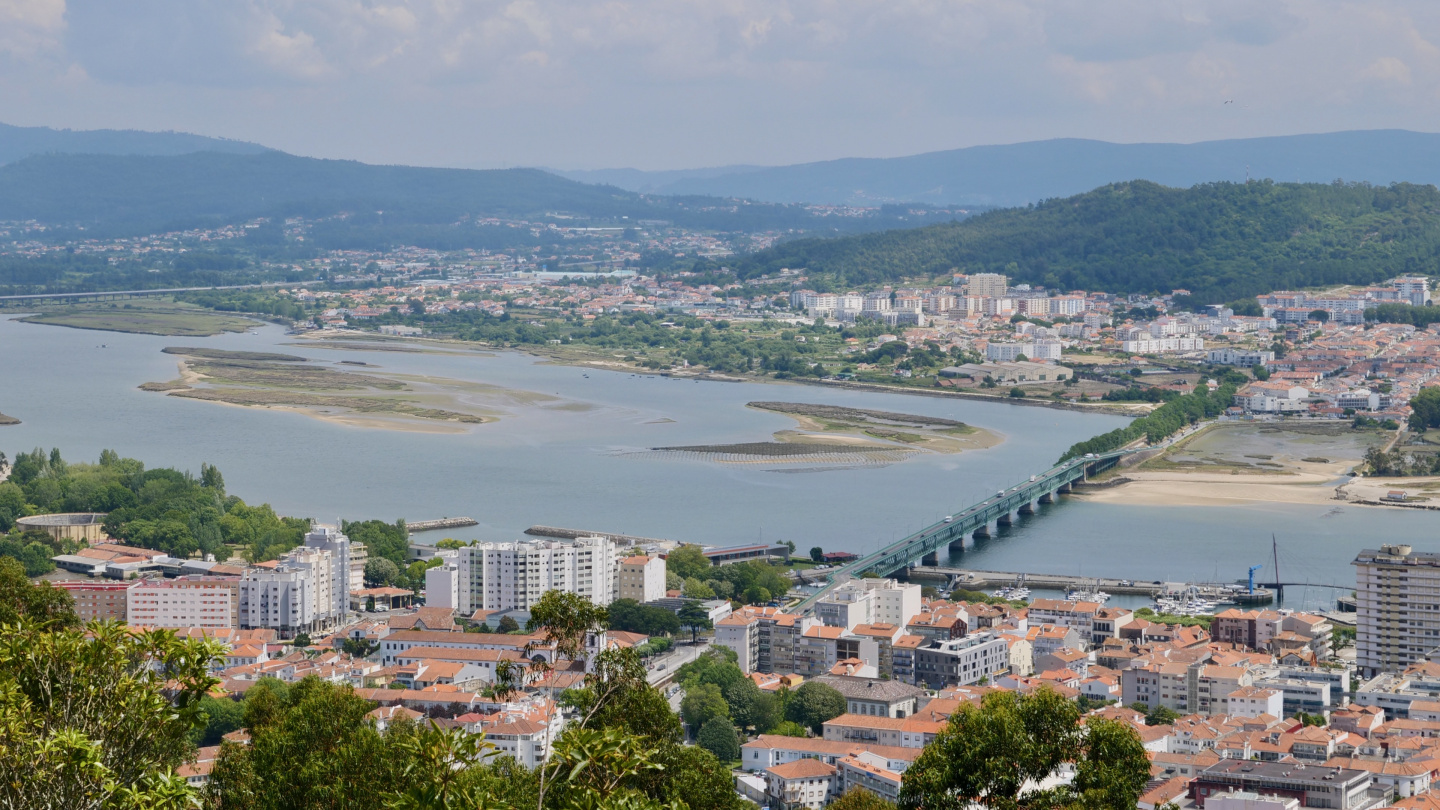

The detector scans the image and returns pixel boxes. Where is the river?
[3,315,1432,611]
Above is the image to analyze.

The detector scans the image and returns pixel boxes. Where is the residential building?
[966,273,1008,298]
[238,530,352,638]
[812,674,925,718]
[836,753,904,803]
[1189,760,1374,809]
[617,555,666,603]
[1208,349,1277,367]
[53,580,133,622]
[911,633,1009,690]
[127,576,239,629]
[451,536,618,614]
[764,759,836,810]
[741,735,920,775]
[425,560,460,609]
[1353,545,1440,677]
[816,579,921,631]
[714,606,807,674]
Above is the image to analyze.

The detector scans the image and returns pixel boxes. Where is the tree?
[696,717,741,762]
[364,557,401,587]
[743,585,773,605]
[666,545,711,580]
[810,546,824,562]
[292,632,311,648]
[678,600,713,644]
[497,615,520,634]
[365,595,376,612]
[683,577,715,600]
[899,688,1149,810]
[341,637,379,658]
[680,683,729,730]
[769,720,808,738]
[0,621,224,810]
[193,695,246,746]
[1309,309,1331,323]
[785,682,846,734]
[528,589,609,664]
[831,787,898,810]
[1008,387,1026,399]
[1251,364,1270,381]
[0,557,77,627]
[608,599,681,637]
[1410,387,1440,432]
[724,678,780,734]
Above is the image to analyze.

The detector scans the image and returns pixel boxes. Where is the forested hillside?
[0,151,946,240]
[738,180,1440,303]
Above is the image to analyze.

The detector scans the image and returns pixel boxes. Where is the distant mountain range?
[0,122,270,166]
[553,130,1440,207]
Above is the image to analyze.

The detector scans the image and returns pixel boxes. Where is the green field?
[19,301,258,336]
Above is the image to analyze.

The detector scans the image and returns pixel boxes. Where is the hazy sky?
[2,1,1438,170]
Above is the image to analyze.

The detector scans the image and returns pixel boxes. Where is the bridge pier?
[948,533,969,553]
[1018,499,1038,515]
[921,552,939,566]
[1038,490,1055,505]
[996,512,1013,528]
[1058,481,1072,494]
[973,523,992,539]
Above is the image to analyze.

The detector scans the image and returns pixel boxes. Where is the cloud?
[4,0,1440,169]
[0,0,66,61]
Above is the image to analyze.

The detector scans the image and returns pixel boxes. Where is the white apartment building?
[303,526,353,619]
[425,559,461,609]
[1354,545,1440,677]
[1208,349,1276,367]
[816,579,921,631]
[349,541,368,594]
[966,273,1008,298]
[1236,384,1309,414]
[1121,337,1205,354]
[238,526,352,638]
[617,554,666,603]
[126,576,239,628]
[986,342,1028,362]
[452,536,618,614]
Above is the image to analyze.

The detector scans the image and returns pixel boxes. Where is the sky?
[1,0,1438,170]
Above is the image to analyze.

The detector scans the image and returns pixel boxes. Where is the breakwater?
[407,517,479,533]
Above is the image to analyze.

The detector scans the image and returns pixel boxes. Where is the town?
[28,499,1440,810]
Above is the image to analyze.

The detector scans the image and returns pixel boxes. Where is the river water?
[3,315,1434,611]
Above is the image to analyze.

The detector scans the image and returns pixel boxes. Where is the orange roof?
[768,759,838,779]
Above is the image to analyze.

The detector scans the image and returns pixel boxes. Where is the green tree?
[497,615,521,634]
[292,632,312,648]
[364,557,401,587]
[1309,309,1331,323]
[743,585,772,604]
[1410,387,1440,432]
[724,678,780,734]
[666,545,711,580]
[0,620,224,810]
[899,688,1149,810]
[678,600,713,644]
[683,577,715,600]
[681,683,729,730]
[193,695,246,747]
[527,589,609,664]
[341,637,379,658]
[1251,364,1270,381]
[768,720,808,738]
[696,717,741,762]
[785,681,847,734]
[0,556,77,626]
[809,546,824,562]
[831,787,898,810]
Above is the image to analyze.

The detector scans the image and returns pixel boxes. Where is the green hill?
[737,180,1440,303]
[0,151,953,241]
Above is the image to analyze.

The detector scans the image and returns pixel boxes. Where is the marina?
[907,566,1278,613]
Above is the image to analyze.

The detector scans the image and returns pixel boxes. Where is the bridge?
[0,282,295,304]
[793,449,1131,612]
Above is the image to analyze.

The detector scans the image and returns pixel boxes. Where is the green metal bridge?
[792,449,1132,613]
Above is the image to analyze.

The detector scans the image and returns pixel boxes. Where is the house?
[764,759,837,810]
[811,675,926,718]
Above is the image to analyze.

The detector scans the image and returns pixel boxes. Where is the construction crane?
[1248,564,1264,594]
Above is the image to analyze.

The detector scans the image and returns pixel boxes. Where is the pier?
[406,517,479,533]
[905,566,1276,603]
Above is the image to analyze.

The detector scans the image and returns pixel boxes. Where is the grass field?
[19,301,258,336]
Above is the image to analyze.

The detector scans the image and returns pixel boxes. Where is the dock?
[525,525,677,547]
[406,517,479,533]
[907,566,1275,603]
